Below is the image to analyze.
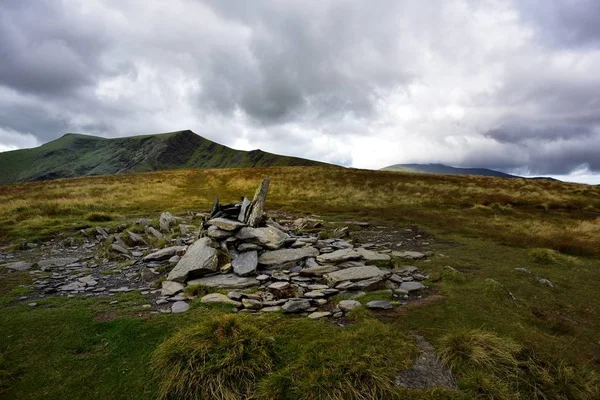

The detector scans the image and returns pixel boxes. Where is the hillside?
[0,130,326,184]
[381,163,519,178]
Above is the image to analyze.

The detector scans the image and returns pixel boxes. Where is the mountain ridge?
[0,130,327,185]
[382,163,557,181]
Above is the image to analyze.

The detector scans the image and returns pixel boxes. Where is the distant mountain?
[0,130,327,185]
[381,163,558,181]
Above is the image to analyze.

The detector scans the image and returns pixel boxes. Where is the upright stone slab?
[238,197,251,222]
[247,176,270,227]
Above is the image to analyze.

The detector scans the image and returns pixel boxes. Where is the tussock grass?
[151,315,276,400]
[438,329,600,399]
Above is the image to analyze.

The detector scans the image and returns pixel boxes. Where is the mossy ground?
[1,166,599,399]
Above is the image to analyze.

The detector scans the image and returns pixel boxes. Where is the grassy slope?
[0,130,326,185]
[1,167,599,399]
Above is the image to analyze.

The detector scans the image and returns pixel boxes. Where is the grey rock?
[159,212,176,232]
[236,226,288,250]
[338,299,362,311]
[38,257,80,271]
[28,302,37,307]
[260,306,282,313]
[353,276,387,291]
[96,226,109,239]
[168,255,181,263]
[247,176,270,227]
[242,298,263,310]
[59,282,85,291]
[366,300,393,310]
[201,293,242,307]
[268,281,291,292]
[324,266,389,286]
[126,230,147,245]
[143,246,186,262]
[400,281,425,293]
[300,264,339,277]
[389,274,404,284]
[317,248,361,263]
[187,274,260,289]
[238,197,252,222]
[308,284,329,290]
[303,291,325,298]
[78,275,98,286]
[281,299,311,313]
[392,251,426,260]
[538,278,554,288]
[171,301,189,313]
[147,226,164,239]
[109,287,131,293]
[4,261,34,271]
[259,247,319,267]
[167,238,218,282]
[308,311,331,319]
[162,281,185,296]
[356,247,391,263]
[207,226,234,239]
[227,291,244,301]
[256,274,270,282]
[208,217,246,231]
[238,243,262,251]
[232,251,258,277]
[111,243,130,255]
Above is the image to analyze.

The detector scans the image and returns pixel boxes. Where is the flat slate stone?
[400,281,425,292]
[316,248,361,263]
[259,247,319,267]
[171,301,189,313]
[308,311,331,319]
[208,217,246,231]
[366,300,393,310]
[207,226,234,239]
[231,250,258,277]
[58,282,85,291]
[143,246,186,262]
[356,247,391,263]
[236,226,288,250]
[324,266,389,286]
[338,299,362,311]
[162,280,185,296]
[187,274,260,289]
[201,293,242,307]
[281,299,311,313]
[167,238,218,282]
[392,251,426,260]
[4,261,34,271]
[38,257,80,270]
[299,264,339,277]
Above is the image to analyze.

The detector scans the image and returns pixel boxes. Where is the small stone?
[110,300,119,305]
[317,248,361,264]
[256,274,270,282]
[156,299,168,305]
[28,302,37,307]
[232,251,258,277]
[538,278,554,288]
[400,281,425,293]
[392,251,426,260]
[227,291,244,301]
[111,243,130,255]
[260,306,282,313]
[168,255,181,263]
[282,299,311,313]
[208,217,246,231]
[162,281,185,296]
[366,300,393,310]
[268,281,291,291]
[242,298,263,310]
[308,311,331,319]
[338,299,362,311]
[142,304,152,309]
[303,291,325,298]
[171,301,189,313]
[201,293,242,307]
[4,261,34,271]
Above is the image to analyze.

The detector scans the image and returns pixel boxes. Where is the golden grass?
[1,166,599,255]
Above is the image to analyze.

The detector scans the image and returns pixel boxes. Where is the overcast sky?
[1,0,599,183]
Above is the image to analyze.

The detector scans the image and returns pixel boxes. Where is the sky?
[1,0,599,184]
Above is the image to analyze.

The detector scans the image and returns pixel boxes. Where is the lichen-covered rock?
[167,238,218,282]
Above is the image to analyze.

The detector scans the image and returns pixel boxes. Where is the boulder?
[232,251,258,277]
[324,266,389,286]
[317,248,361,264]
[208,217,246,231]
[143,246,187,262]
[258,247,319,267]
[236,226,288,250]
[167,238,218,282]
[187,274,260,289]
[201,293,242,307]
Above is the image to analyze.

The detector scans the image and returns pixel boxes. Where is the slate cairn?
[157,176,429,318]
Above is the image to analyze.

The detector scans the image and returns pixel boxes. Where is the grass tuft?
[151,314,276,400]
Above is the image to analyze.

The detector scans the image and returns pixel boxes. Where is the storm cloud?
[0,0,599,181]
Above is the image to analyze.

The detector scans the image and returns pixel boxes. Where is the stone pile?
[156,176,430,317]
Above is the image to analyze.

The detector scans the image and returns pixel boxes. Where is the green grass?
[0,166,599,399]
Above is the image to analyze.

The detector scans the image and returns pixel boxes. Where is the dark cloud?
[0,0,599,182]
